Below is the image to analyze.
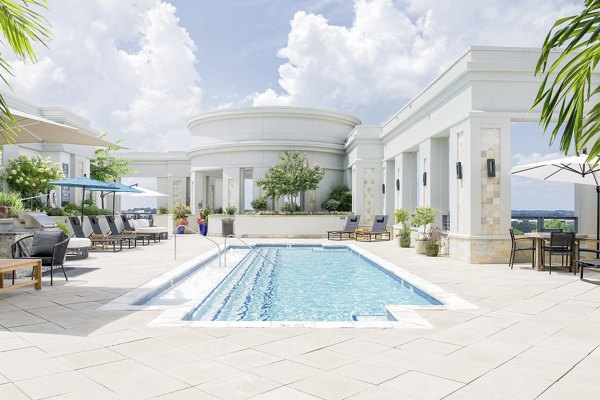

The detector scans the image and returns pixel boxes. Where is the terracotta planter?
[399,237,411,248]
[425,243,440,257]
[414,240,427,254]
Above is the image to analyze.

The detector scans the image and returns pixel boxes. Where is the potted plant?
[225,205,237,215]
[173,203,191,233]
[424,227,447,257]
[0,192,24,232]
[411,207,437,254]
[393,208,412,248]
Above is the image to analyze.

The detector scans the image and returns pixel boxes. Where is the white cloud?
[254,0,583,122]
[6,0,201,151]
[512,152,565,166]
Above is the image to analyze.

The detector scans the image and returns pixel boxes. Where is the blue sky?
[4,0,584,210]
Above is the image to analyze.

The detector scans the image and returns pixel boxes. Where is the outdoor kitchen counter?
[0,231,32,259]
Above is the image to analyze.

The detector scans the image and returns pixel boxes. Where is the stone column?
[395,152,417,212]
[156,177,169,210]
[448,117,512,263]
[222,167,241,212]
[352,161,382,225]
[190,171,206,214]
[383,160,395,215]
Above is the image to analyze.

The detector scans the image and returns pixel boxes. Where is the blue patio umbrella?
[48,175,116,223]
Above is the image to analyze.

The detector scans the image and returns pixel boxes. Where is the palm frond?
[533,0,600,160]
[0,0,50,144]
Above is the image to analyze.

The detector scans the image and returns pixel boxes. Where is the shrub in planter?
[250,197,268,211]
[173,203,191,226]
[0,192,24,217]
[412,207,437,254]
[225,205,237,215]
[393,208,412,248]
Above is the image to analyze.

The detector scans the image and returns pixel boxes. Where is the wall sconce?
[422,172,427,186]
[456,162,463,180]
[382,184,385,194]
[487,159,496,177]
[396,179,400,191]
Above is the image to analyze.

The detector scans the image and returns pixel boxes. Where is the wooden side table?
[0,259,42,292]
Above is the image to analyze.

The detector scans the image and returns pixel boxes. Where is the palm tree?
[0,0,51,143]
[534,0,600,159]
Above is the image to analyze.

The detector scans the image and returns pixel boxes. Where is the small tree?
[2,155,63,199]
[411,207,437,239]
[90,135,135,208]
[393,208,411,239]
[90,136,134,182]
[257,151,325,211]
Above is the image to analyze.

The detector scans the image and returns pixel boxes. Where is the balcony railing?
[511,215,578,234]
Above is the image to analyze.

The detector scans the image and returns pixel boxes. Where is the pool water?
[187,245,441,322]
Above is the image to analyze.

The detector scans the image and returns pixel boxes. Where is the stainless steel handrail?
[174,225,221,266]
[224,234,276,267]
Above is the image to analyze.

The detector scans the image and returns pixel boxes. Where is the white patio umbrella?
[510,154,600,241]
[116,186,168,197]
[0,109,124,148]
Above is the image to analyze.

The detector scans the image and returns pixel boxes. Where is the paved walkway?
[1,235,599,399]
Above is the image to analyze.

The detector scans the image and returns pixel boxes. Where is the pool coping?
[101,242,476,328]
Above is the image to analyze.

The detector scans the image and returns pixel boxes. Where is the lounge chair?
[355,215,391,242]
[106,216,150,246]
[88,216,136,249]
[327,215,361,240]
[11,230,69,285]
[121,215,167,242]
[68,216,122,252]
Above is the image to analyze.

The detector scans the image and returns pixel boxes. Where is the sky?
[3,0,585,210]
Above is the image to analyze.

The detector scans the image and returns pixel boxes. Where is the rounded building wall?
[186,107,360,212]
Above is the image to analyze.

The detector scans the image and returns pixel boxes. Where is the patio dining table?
[524,232,589,271]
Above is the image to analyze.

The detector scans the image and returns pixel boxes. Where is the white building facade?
[119,46,596,263]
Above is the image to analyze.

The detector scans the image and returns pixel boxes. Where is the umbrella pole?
[112,193,116,217]
[81,187,85,225]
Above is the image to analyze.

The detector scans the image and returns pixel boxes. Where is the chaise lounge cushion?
[131,219,167,233]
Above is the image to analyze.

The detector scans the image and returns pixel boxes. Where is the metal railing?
[223,234,276,268]
[174,225,221,266]
[511,215,578,233]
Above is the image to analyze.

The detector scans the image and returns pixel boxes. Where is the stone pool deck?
[1,235,599,399]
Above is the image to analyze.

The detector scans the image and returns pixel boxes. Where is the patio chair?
[105,216,150,246]
[11,230,69,286]
[508,228,535,269]
[577,258,600,280]
[88,216,135,249]
[121,215,166,242]
[355,215,390,242]
[542,231,575,274]
[68,216,122,252]
[327,215,360,240]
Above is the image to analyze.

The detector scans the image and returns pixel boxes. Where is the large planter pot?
[399,237,411,248]
[425,243,440,257]
[0,218,15,233]
[414,240,427,254]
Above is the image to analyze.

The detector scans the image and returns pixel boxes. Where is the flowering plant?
[172,203,191,226]
[424,227,447,245]
[1,155,64,199]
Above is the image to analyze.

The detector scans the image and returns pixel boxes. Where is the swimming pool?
[102,242,475,327]
[176,244,441,322]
